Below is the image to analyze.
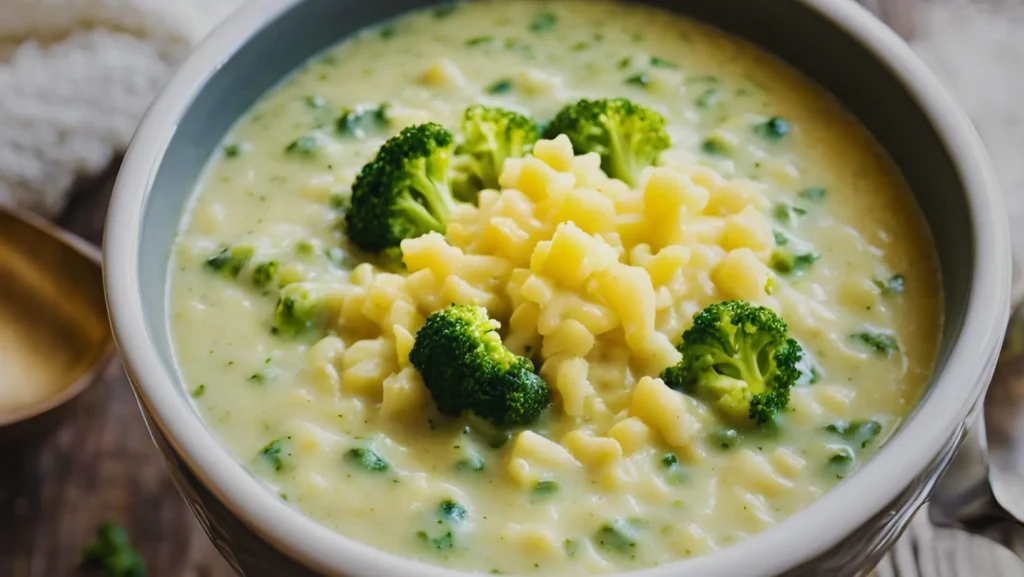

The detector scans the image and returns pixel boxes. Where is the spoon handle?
[929,419,1024,560]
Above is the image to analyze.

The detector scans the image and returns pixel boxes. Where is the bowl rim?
[103,0,1012,575]
[0,205,113,429]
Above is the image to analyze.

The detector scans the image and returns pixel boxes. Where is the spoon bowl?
[0,206,112,443]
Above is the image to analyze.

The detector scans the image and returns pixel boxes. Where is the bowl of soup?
[104,0,1012,575]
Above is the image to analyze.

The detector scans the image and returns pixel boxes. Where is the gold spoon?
[0,205,113,442]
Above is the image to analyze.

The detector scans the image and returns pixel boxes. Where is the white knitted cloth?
[0,0,242,216]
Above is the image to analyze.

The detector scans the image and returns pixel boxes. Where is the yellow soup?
[168,1,942,574]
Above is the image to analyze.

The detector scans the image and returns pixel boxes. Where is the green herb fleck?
[465,36,493,47]
[438,499,468,523]
[259,439,288,471]
[754,116,790,141]
[345,447,390,472]
[799,186,827,202]
[852,331,900,358]
[595,518,639,553]
[486,79,514,95]
[650,56,678,69]
[531,480,560,501]
[563,538,579,557]
[305,95,327,109]
[827,446,855,479]
[190,384,206,399]
[81,522,147,577]
[222,143,247,158]
[873,274,905,296]
[379,25,396,39]
[417,530,455,550]
[530,12,557,33]
[325,247,353,270]
[827,420,883,449]
[773,229,790,246]
[571,41,589,51]
[625,73,650,88]
[285,134,321,156]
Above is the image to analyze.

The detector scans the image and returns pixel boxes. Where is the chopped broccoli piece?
[873,274,905,295]
[190,384,206,398]
[625,73,650,88]
[417,530,455,550]
[773,202,807,225]
[433,4,459,18]
[345,123,462,253]
[650,56,677,69]
[660,453,689,484]
[305,95,327,109]
[286,134,322,155]
[754,116,790,141]
[544,97,670,186]
[258,438,289,471]
[336,103,390,138]
[770,229,819,277]
[466,36,494,47]
[799,186,827,202]
[827,419,882,449]
[251,261,278,288]
[700,136,729,156]
[530,11,557,33]
[205,245,254,278]
[271,282,346,337]
[712,427,740,449]
[531,480,560,502]
[827,446,855,479]
[454,452,486,472]
[487,78,515,94]
[564,539,580,557]
[695,88,721,108]
[222,143,248,158]
[660,301,803,425]
[455,105,539,192]
[345,447,390,472]
[410,305,550,427]
[81,522,147,577]
[852,330,900,358]
[438,499,468,523]
[595,518,639,554]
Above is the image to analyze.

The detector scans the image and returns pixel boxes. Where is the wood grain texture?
[1,1,1021,577]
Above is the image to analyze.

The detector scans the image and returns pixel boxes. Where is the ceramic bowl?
[104,1,1012,575]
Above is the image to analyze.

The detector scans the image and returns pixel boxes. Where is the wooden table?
[2,2,1022,576]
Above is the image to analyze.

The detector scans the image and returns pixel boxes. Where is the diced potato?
[380,367,428,420]
[562,429,622,468]
[607,417,650,455]
[630,376,699,448]
[532,135,575,172]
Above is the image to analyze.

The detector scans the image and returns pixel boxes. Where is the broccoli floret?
[543,97,670,186]
[410,305,549,427]
[271,282,346,336]
[455,104,539,192]
[345,123,462,253]
[660,301,803,425]
[81,522,146,577]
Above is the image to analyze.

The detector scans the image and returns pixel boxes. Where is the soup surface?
[169,1,942,574]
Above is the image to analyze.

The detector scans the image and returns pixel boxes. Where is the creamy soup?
[168,1,942,574]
